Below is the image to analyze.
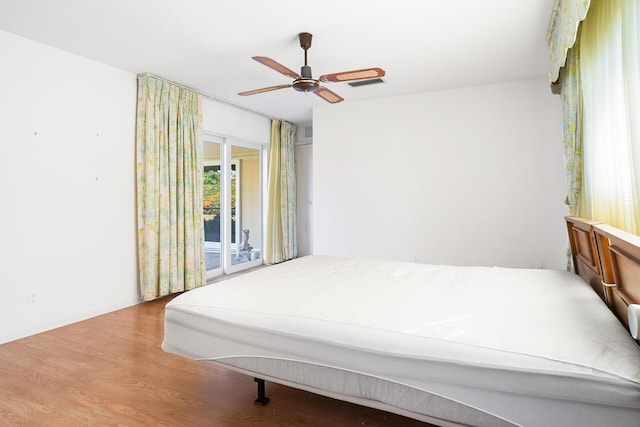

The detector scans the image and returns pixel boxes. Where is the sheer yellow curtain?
[265,119,297,264]
[579,0,640,234]
[136,75,206,301]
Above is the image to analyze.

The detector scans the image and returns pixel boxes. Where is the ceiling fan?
[238,32,385,104]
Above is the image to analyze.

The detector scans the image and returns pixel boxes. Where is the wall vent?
[304,125,313,138]
[348,78,384,88]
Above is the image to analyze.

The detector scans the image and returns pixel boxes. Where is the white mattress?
[163,256,640,427]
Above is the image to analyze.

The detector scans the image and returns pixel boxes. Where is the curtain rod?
[138,73,282,122]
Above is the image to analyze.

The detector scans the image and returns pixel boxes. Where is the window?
[578,0,640,233]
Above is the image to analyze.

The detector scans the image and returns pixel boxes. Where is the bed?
[162,217,640,427]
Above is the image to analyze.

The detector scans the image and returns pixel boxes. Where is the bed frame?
[566,216,640,341]
[565,217,603,297]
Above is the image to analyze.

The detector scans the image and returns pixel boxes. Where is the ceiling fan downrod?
[295,32,318,91]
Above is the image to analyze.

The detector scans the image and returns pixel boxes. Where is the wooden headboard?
[566,216,640,342]
[565,216,603,299]
[592,223,640,336]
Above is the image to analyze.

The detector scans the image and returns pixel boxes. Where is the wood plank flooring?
[0,296,434,426]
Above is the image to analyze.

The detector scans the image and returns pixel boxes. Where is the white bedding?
[163,255,640,427]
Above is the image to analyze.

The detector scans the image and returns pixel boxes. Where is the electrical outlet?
[27,291,37,306]
[534,262,544,269]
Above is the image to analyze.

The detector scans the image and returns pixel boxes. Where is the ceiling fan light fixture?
[292,78,320,92]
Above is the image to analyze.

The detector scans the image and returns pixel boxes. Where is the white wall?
[0,30,139,343]
[0,30,272,344]
[202,100,270,143]
[313,78,569,270]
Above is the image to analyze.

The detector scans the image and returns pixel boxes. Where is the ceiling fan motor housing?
[292,78,319,92]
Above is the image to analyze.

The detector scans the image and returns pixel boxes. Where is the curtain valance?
[548,0,591,84]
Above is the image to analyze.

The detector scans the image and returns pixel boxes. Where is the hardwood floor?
[0,296,434,426]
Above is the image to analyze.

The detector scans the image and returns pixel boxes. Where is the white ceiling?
[0,0,555,124]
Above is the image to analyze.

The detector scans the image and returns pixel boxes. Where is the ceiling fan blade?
[253,56,301,79]
[314,87,344,104]
[238,84,292,96]
[319,67,385,83]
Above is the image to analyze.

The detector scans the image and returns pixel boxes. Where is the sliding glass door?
[203,134,263,278]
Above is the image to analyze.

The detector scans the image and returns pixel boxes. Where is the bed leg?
[254,378,270,405]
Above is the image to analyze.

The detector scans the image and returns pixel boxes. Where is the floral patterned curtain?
[265,119,297,264]
[549,0,590,270]
[135,74,206,301]
[559,40,583,216]
[558,42,584,270]
[548,0,591,84]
